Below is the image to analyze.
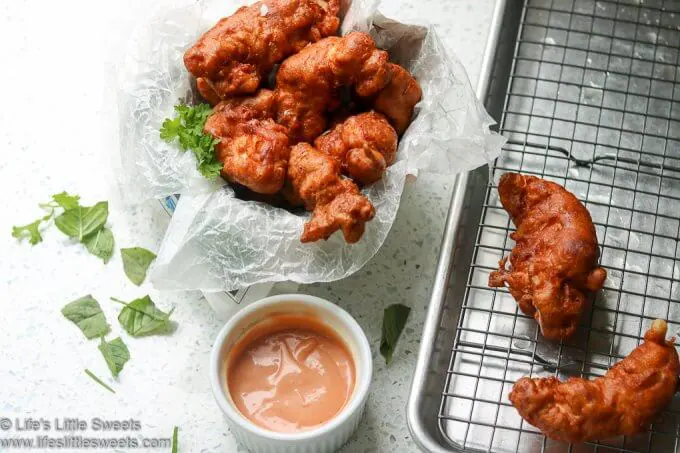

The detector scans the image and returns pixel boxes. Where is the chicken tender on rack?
[204,90,290,194]
[488,173,607,340]
[184,0,340,104]
[287,143,375,243]
[371,63,422,135]
[510,319,680,443]
[275,32,391,143]
[315,111,398,185]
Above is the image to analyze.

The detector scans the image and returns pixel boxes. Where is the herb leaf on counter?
[12,219,45,245]
[62,295,111,339]
[11,193,70,245]
[14,192,114,262]
[41,191,81,210]
[84,228,115,263]
[54,201,109,241]
[172,426,179,453]
[98,337,130,377]
[121,247,157,285]
[380,304,411,365]
[113,296,174,337]
[160,103,222,179]
[84,369,116,394]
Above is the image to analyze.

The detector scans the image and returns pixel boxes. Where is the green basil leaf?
[61,295,110,339]
[84,228,115,263]
[113,296,174,337]
[98,337,130,377]
[12,219,44,245]
[120,247,157,285]
[54,202,108,241]
[84,369,115,394]
[379,304,411,365]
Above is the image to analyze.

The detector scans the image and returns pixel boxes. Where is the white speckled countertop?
[0,1,495,451]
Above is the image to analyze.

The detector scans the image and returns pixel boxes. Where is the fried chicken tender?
[184,0,340,104]
[510,320,680,443]
[275,32,391,143]
[208,88,278,124]
[204,90,289,194]
[315,111,398,185]
[287,143,375,243]
[371,63,422,135]
[488,173,607,340]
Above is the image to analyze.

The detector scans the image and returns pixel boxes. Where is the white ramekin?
[210,294,373,453]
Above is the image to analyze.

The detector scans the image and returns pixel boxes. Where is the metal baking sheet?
[408,0,680,452]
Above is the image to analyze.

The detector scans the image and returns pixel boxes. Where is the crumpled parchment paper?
[118,0,506,292]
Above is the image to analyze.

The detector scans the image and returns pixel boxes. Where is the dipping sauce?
[226,314,355,433]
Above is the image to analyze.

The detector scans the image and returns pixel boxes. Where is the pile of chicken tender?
[183,0,422,244]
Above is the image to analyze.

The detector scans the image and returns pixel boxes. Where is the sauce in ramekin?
[226,314,355,433]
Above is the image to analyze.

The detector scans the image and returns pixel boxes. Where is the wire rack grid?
[439,0,680,452]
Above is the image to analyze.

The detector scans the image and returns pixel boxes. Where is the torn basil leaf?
[380,304,411,365]
[98,337,130,377]
[84,228,115,263]
[120,247,157,286]
[61,295,110,339]
[54,202,108,241]
[113,296,174,337]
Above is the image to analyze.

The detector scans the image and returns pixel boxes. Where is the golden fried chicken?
[204,90,289,194]
[315,111,398,185]
[371,63,422,135]
[287,143,375,243]
[510,320,680,443]
[184,0,340,104]
[208,89,277,125]
[488,173,607,340]
[275,32,391,143]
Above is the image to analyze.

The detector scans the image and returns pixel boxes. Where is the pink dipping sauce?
[226,314,356,433]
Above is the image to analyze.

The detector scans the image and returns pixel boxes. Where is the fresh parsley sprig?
[160,104,222,179]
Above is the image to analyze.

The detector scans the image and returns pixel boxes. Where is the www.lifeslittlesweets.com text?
[0,418,171,449]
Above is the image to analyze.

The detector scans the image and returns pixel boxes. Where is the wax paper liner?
[116,0,378,201]
[118,0,506,291]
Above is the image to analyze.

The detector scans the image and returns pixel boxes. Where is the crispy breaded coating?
[510,320,680,442]
[372,63,422,135]
[208,89,277,125]
[287,143,375,243]
[488,173,607,340]
[315,111,398,185]
[184,0,339,103]
[275,32,391,143]
[204,90,289,194]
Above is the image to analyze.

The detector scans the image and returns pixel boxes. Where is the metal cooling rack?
[439,0,680,452]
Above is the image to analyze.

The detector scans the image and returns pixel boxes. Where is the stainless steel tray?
[407,0,680,452]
